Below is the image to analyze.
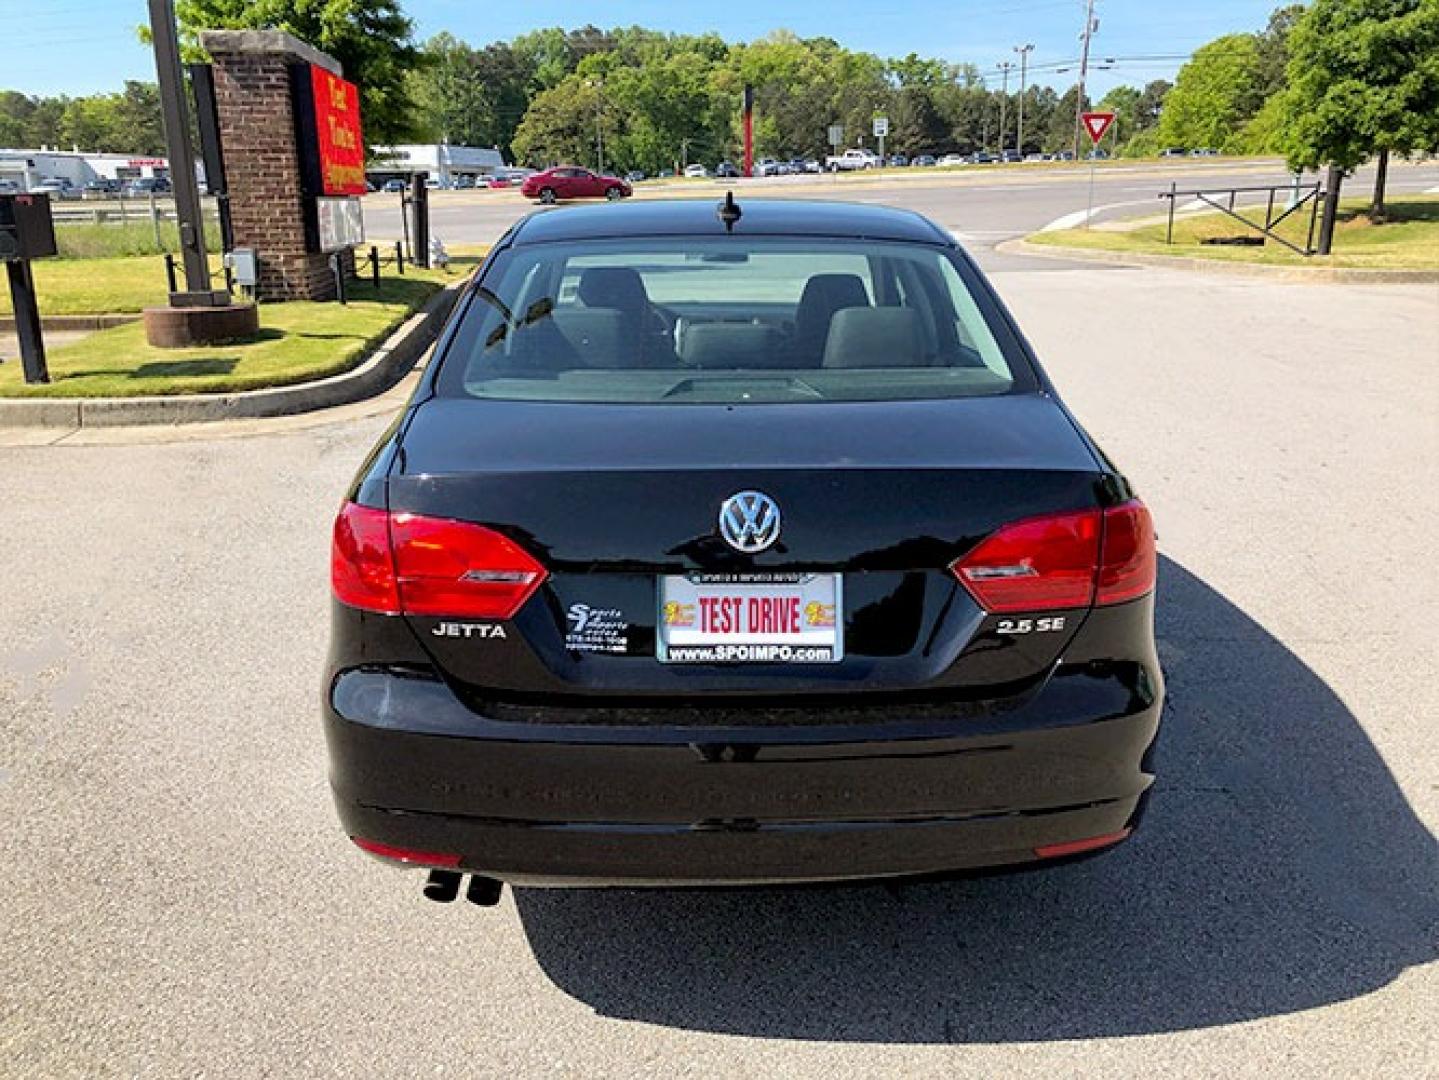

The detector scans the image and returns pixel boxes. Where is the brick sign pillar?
[201,30,355,301]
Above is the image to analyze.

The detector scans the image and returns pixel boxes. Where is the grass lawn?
[1028,195,1439,270]
[0,250,486,398]
[1,246,484,316]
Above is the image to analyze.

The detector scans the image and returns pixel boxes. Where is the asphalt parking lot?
[2,170,1436,1077]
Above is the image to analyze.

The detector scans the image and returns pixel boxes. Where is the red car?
[521,166,632,204]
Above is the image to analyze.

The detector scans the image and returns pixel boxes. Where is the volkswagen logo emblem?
[718,491,781,554]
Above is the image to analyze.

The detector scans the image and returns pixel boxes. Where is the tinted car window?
[438,237,1032,405]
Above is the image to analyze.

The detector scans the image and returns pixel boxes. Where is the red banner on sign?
[1081,111,1116,145]
[310,67,366,197]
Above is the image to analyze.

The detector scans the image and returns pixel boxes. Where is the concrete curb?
[0,314,141,332]
[999,238,1439,284]
[0,283,462,428]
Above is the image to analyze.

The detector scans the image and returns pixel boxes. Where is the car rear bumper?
[324,661,1161,886]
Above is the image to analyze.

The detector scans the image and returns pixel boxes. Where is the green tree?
[164,0,426,145]
[1157,34,1266,149]
[26,97,67,148]
[1257,4,1306,95]
[0,91,37,146]
[409,34,530,154]
[1098,85,1143,147]
[511,76,610,169]
[1045,86,1089,154]
[112,82,167,156]
[1282,0,1439,219]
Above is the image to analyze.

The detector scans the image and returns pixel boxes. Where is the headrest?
[550,308,627,367]
[822,307,925,368]
[577,267,649,313]
[681,323,784,369]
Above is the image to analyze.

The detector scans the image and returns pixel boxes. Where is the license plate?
[657,573,843,663]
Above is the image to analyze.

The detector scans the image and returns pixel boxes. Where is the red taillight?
[330,503,548,619]
[1033,828,1132,859]
[352,837,462,868]
[332,502,400,614]
[951,499,1155,614]
[1096,501,1156,606]
[390,512,547,618]
[951,508,1102,613]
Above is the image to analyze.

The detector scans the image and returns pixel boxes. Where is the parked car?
[1160,148,1188,158]
[482,177,512,189]
[625,170,646,183]
[825,148,880,171]
[755,158,786,177]
[936,153,966,167]
[714,161,740,178]
[1190,148,1220,157]
[81,179,121,198]
[453,175,475,189]
[382,178,406,193]
[1000,150,1023,164]
[969,152,998,165]
[683,163,709,178]
[1023,153,1048,163]
[123,177,171,196]
[0,179,19,195]
[887,154,909,167]
[33,179,78,200]
[911,154,937,167]
[326,197,1163,895]
[520,165,632,203]
[1057,150,1076,161]
[1087,149,1110,161]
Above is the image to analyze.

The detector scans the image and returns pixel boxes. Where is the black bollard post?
[329,252,346,305]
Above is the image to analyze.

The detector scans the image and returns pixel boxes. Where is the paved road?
[2,166,1437,1078]
[362,158,1439,271]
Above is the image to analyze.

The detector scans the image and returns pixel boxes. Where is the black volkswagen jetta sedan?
[325,198,1162,893]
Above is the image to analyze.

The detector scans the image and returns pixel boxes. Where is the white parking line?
[1038,199,1151,232]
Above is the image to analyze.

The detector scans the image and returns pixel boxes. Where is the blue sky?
[0,0,1281,98]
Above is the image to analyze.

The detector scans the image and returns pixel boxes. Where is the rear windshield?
[436,236,1033,404]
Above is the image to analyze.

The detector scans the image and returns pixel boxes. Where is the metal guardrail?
[1159,180,1324,256]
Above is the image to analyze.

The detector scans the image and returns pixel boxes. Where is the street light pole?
[1014,44,1034,156]
[997,62,1014,155]
[1072,0,1097,161]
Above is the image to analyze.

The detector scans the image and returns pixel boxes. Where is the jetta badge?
[718,491,781,554]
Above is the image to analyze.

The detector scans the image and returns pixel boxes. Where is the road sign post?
[1080,111,1115,230]
[872,115,889,165]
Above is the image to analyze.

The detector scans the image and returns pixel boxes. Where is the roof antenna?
[716,190,742,232]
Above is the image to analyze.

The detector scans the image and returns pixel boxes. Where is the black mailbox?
[0,193,58,262]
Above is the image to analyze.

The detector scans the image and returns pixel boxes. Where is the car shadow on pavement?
[512,557,1438,1043]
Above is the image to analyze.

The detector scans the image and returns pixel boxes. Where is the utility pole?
[1014,44,1034,156]
[997,62,1014,155]
[1072,0,1097,160]
[589,78,605,173]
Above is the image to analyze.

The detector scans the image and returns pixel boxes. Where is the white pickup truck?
[825,148,880,172]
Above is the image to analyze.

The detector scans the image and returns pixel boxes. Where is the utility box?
[0,193,58,262]
[225,247,259,288]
